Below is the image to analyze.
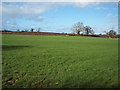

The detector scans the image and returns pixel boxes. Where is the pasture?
[2,34,118,88]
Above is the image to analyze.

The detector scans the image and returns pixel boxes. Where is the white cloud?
[28,16,43,21]
[2,2,54,27]
[2,0,120,2]
[96,7,108,10]
[6,20,10,24]
[2,2,101,24]
[2,2,101,18]
[72,2,100,8]
[2,18,17,25]
[106,13,113,17]
[2,3,52,18]
[105,13,118,23]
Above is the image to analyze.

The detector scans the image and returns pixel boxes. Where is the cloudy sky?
[2,2,118,34]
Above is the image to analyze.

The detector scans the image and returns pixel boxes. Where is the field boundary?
[1,31,119,38]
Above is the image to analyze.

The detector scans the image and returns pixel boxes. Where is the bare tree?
[37,28,40,32]
[108,30,116,38]
[72,22,84,35]
[25,29,28,32]
[4,29,8,32]
[31,28,34,32]
[17,29,20,32]
[104,30,116,38]
[104,31,109,35]
[84,25,94,35]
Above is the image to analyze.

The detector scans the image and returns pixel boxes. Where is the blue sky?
[2,2,118,34]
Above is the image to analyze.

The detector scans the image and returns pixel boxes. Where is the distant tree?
[108,30,116,38]
[91,30,94,35]
[17,29,20,32]
[31,28,34,32]
[104,31,109,35]
[84,25,94,35]
[72,22,84,35]
[21,30,25,32]
[104,31,107,34]
[37,28,40,32]
[25,29,28,32]
[4,29,8,32]
[104,30,116,38]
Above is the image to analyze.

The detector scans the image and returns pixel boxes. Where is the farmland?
[2,34,118,88]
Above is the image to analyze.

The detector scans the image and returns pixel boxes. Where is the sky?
[1,2,118,34]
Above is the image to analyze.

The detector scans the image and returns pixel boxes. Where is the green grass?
[2,34,118,88]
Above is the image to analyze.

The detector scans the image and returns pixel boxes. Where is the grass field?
[2,34,118,88]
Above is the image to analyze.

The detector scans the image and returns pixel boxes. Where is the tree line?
[3,28,41,33]
[72,22,94,35]
[72,22,117,38]
[3,21,117,38]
